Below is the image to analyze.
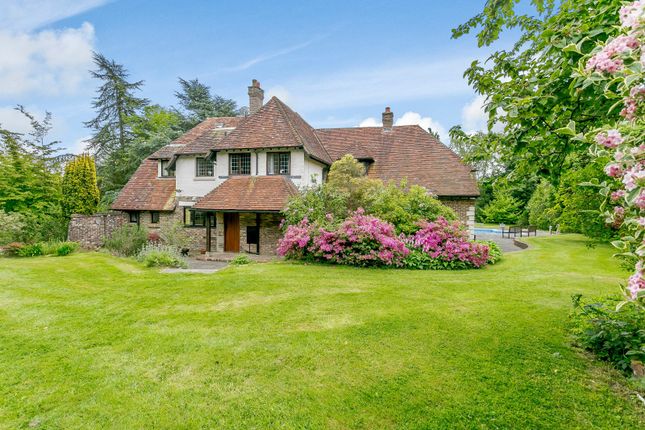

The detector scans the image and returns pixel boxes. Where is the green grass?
[0,236,643,429]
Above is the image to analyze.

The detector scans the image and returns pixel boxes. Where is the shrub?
[278,209,409,267]
[136,243,187,268]
[3,242,25,257]
[476,240,502,264]
[0,211,26,245]
[104,224,148,256]
[570,295,645,375]
[16,243,43,257]
[527,180,558,230]
[148,231,161,243]
[282,156,456,235]
[230,254,252,265]
[159,221,193,250]
[56,242,79,256]
[370,182,457,235]
[405,217,490,269]
[480,191,523,224]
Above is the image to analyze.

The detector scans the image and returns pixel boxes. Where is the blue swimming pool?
[474,228,502,234]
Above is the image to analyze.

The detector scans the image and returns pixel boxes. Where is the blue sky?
[0,0,514,153]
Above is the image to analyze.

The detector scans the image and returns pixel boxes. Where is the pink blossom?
[595,130,624,148]
[627,261,645,299]
[611,189,626,201]
[614,150,625,161]
[636,190,645,209]
[620,1,644,30]
[622,163,645,191]
[604,163,623,178]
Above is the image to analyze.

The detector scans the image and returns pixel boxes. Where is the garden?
[0,0,644,427]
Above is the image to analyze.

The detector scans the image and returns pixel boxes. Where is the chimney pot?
[382,107,393,129]
[248,79,264,114]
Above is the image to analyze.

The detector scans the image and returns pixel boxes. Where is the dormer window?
[229,153,251,175]
[267,152,290,175]
[195,157,214,177]
[159,159,175,177]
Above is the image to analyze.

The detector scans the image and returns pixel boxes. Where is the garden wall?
[68,212,127,249]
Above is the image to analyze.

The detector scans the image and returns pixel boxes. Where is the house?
[111,80,479,255]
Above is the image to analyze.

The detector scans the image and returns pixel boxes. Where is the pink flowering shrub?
[276,218,312,258]
[277,210,492,269]
[574,0,645,304]
[311,209,409,266]
[405,217,490,269]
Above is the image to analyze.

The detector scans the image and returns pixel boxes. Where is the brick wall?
[440,198,476,236]
[68,212,127,249]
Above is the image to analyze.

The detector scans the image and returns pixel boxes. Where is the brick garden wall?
[68,212,127,249]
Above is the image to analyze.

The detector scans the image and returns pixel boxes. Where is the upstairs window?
[229,153,251,175]
[267,152,290,175]
[195,157,214,177]
[160,159,175,177]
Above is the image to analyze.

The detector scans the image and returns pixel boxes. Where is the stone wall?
[440,198,476,236]
[68,212,127,249]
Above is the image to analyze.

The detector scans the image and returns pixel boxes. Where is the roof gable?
[213,97,332,164]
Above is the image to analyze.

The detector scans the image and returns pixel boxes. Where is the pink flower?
[627,261,645,299]
[620,1,644,30]
[636,190,645,209]
[622,164,645,191]
[610,190,626,201]
[595,130,624,148]
[604,163,623,178]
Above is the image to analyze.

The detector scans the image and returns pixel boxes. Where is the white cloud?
[358,117,381,127]
[461,94,504,133]
[0,0,109,32]
[270,57,475,112]
[358,111,448,141]
[0,22,96,97]
[395,112,447,141]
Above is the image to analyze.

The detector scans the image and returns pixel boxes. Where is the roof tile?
[111,159,176,211]
[193,176,298,212]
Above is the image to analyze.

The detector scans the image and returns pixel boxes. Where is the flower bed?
[277,211,494,270]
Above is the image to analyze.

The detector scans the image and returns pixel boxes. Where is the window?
[183,207,205,227]
[150,211,159,223]
[129,212,139,223]
[267,152,290,175]
[229,153,251,175]
[160,159,175,177]
[195,157,214,177]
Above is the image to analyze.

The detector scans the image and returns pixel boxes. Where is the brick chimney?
[382,107,393,129]
[248,79,264,115]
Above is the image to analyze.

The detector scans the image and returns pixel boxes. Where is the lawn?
[0,236,643,429]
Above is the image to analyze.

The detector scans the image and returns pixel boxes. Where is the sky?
[0,0,516,154]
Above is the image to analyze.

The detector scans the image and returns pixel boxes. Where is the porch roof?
[193,176,298,212]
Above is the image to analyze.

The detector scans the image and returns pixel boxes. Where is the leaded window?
[195,157,214,177]
[267,152,290,175]
[229,153,251,175]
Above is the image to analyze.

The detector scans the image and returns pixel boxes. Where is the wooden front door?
[224,213,240,252]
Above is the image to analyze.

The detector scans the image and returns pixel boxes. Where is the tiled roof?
[148,143,184,159]
[193,176,298,212]
[175,117,245,155]
[111,159,176,211]
[315,125,479,197]
[212,97,332,164]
